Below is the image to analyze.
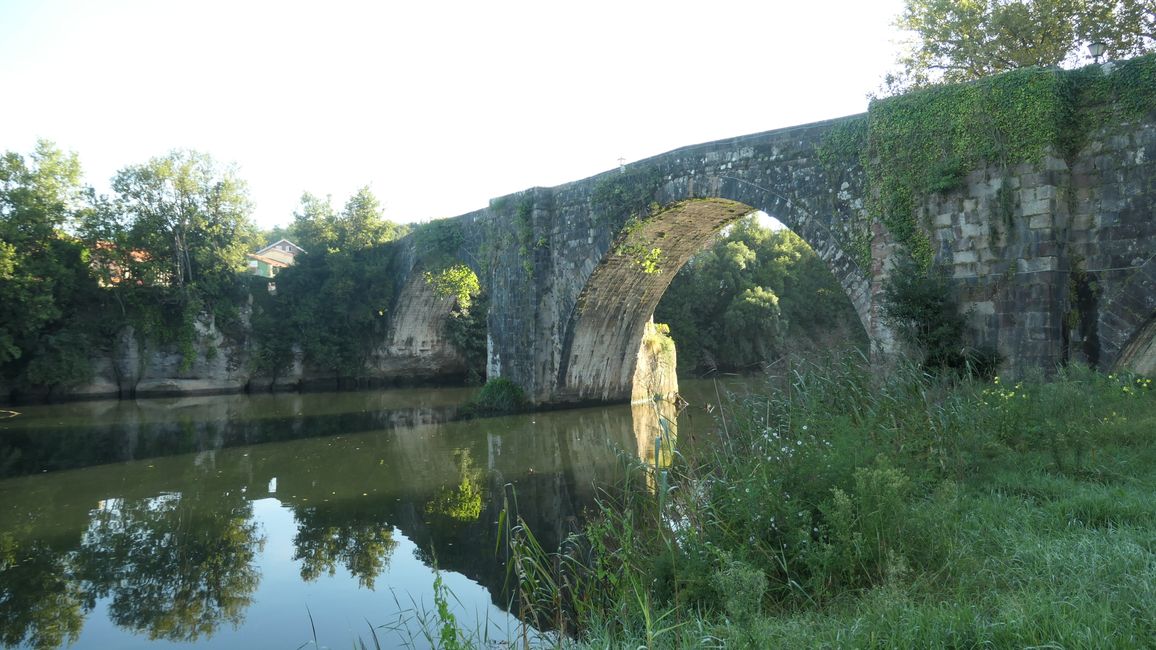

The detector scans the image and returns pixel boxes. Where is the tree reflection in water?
[425,450,484,522]
[0,385,701,648]
[73,492,264,642]
[292,502,399,590]
[0,531,86,650]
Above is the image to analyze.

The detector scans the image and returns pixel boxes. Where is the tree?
[0,141,102,388]
[336,186,406,250]
[290,187,407,254]
[108,151,257,299]
[289,192,338,254]
[886,0,1155,91]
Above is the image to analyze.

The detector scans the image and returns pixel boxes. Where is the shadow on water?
[0,386,721,649]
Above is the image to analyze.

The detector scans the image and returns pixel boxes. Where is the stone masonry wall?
[928,116,1156,376]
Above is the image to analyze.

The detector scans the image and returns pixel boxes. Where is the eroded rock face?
[370,270,466,380]
[631,321,678,405]
[43,277,469,402]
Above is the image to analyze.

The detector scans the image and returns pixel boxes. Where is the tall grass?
[497,357,1156,648]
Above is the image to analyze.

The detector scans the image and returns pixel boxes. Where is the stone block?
[1022,198,1052,216]
[960,222,985,239]
[1029,213,1053,229]
[1017,256,1058,273]
[953,263,978,278]
[954,250,979,264]
[972,300,996,316]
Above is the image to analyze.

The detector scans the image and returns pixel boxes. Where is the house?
[247,239,305,278]
[90,240,161,286]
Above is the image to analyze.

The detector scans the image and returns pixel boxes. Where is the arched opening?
[1113,315,1156,376]
[555,197,870,403]
[378,262,488,385]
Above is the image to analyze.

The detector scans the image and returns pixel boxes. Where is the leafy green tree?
[1083,0,1156,57]
[290,187,407,254]
[252,188,412,379]
[721,287,783,369]
[0,141,103,389]
[337,186,407,250]
[107,150,258,299]
[887,0,1155,91]
[259,224,295,247]
[289,192,338,254]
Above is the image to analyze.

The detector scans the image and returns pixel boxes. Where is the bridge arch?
[555,190,873,403]
[1101,255,1156,374]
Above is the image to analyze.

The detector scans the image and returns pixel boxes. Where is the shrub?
[463,377,527,416]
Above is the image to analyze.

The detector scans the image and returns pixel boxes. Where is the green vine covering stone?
[412,219,465,271]
[592,166,664,227]
[614,214,665,274]
[817,53,1156,272]
[868,66,1070,269]
[817,116,872,270]
[423,264,480,311]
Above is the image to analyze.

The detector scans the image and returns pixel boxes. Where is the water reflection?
[75,493,264,642]
[0,387,698,649]
[633,398,680,493]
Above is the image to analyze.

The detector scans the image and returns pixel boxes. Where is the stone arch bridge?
[386,66,1156,406]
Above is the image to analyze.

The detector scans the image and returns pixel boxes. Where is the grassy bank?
[501,359,1155,648]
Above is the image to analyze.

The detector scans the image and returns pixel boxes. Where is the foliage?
[880,254,1001,374]
[103,150,258,297]
[851,51,1156,272]
[0,141,104,389]
[613,215,666,275]
[591,167,663,227]
[74,492,264,642]
[886,0,1155,92]
[253,242,404,378]
[462,377,527,416]
[291,502,399,590]
[869,65,1070,266]
[655,215,865,374]
[445,289,489,386]
[495,356,1156,647]
[411,218,465,270]
[290,187,408,255]
[247,187,415,380]
[424,264,480,312]
[425,451,484,522]
[422,263,487,383]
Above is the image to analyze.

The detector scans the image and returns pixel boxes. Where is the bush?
[881,255,1001,377]
[463,377,527,416]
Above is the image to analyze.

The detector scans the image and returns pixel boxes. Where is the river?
[0,379,758,649]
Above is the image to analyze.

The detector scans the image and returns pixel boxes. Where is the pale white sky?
[0,0,906,229]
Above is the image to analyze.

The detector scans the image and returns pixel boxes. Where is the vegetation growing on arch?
[424,264,488,384]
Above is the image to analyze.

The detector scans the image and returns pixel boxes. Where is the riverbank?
[497,360,1155,648]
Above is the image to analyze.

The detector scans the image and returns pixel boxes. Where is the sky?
[0,0,907,230]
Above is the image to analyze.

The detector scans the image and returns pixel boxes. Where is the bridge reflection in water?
[0,386,716,649]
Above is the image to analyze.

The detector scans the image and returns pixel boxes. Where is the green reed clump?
[492,356,1156,648]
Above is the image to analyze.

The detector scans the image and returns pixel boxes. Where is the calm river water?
[0,380,755,649]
